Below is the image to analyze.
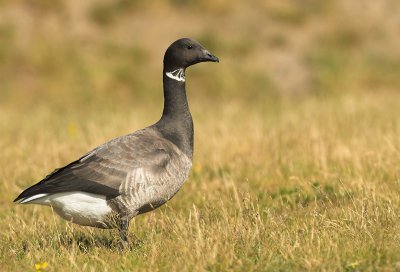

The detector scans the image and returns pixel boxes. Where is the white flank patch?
[166,68,185,82]
[22,192,113,227]
[19,193,49,204]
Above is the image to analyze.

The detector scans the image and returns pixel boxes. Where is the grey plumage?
[16,128,192,219]
[14,38,219,248]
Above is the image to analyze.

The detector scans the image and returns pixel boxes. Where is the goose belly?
[116,159,192,217]
[40,192,114,228]
[119,178,187,215]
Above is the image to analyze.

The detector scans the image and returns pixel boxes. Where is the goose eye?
[187,45,193,50]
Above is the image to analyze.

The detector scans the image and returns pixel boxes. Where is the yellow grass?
[1,0,400,271]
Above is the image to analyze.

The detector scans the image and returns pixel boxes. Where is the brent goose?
[14,38,219,248]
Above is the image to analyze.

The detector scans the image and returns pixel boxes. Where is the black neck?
[155,68,194,159]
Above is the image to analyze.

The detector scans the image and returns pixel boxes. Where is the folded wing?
[14,132,176,203]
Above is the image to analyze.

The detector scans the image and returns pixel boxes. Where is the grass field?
[1,0,400,271]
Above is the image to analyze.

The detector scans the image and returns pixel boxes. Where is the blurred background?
[1,0,399,109]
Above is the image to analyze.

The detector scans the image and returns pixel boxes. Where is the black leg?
[118,217,130,251]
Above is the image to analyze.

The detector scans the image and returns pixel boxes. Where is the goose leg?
[118,217,130,250]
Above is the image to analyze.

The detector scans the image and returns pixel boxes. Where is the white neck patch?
[166,68,185,82]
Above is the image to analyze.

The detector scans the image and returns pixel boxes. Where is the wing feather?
[14,130,181,202]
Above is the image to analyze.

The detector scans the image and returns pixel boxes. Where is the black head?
[164,38,219,70]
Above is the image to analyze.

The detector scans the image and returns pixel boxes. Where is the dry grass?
[1,0,400,271]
